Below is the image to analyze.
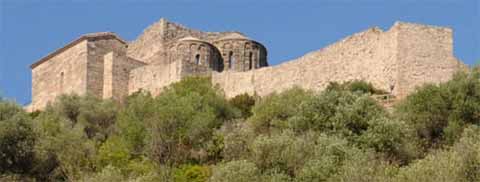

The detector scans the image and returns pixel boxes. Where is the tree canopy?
[1,70,479,181]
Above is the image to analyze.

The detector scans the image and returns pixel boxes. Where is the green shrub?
[33,111,96,181]
[28,110,42,119]
[221,121,255,161]
[174,165,211,182]
[210,160,260,182]
[331,149,398,182]
[167,76,239,121]
[96,136,131,171]
[395,68,480,150]
[296,135,353,181]
[0,100,35,174]
[229,93,256,118]
[395,125,480,182]
[249,87,314,134]
[357,117,420,163]
[47,94,119,141]
[80,166,126,182]
[288,90,385,135]
[250,130,315,176]
[116,91,155,155]
[260,170,292,182]
[326,80,387,94]
[145,77,238,165]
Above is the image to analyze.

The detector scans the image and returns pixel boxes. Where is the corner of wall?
[392,22,460,98]
[103,52,115,99]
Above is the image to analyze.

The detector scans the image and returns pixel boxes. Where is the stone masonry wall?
[212,22,465,99]
[127,18,239,64]
[128,61,181,96]
[31,40,89,110]
[103,52,146,100]
[175,39,223,76]
[86,38,127,98]
[30,19,467,111]
[393,22,466,98]
[212,39,267,72]
[212,27,397,97]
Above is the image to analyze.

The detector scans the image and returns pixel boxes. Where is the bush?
[0,100,35,174]
[395,125,480,182]
[33,111,96,181]
[288,90,385,136]
[116,91,155,156]
[79,166,125,182]
[96,136,131,171]
[2,72,479,181]
[296,135,354,181]
[357,117,419,163]
[395,68,480,150]
[47,94,119,141]
[145,77,238,165]
[210,160,260,182]
[249,87,314,134]
[220,121,255,161]
[250,130,315,176]
[229,93,256,118]
[260,170,292,182]
[326,80,387,94]
[331,150,397,182]
[174,165,211,182]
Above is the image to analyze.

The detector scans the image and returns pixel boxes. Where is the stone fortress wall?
[212,22,465,98]
[126,19,269,96]
[28,18,466,111]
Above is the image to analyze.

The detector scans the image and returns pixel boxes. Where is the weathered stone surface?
[103,52,146,100]
[128,62,181,96]
[28,19,466,111]
[31,40,89,111]
[212,22,465,98]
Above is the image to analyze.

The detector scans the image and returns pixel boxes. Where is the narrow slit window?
[248,52,253,70]
[60,72,64,90]
[228,51,234,70]
[195,54,201,65]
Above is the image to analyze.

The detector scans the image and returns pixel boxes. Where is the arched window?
[228,51,235,70]
[248,52,253,70]
[195,54,201,65]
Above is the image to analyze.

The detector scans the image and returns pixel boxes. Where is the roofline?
[178,38,213,45]
[212,38,267,51]
[30,32,127,69]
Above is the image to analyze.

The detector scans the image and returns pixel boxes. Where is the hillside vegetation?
[1,68,479,182]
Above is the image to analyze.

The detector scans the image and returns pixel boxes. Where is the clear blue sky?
[0,0,479,105]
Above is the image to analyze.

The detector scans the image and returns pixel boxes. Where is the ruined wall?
[31,40,89,110]
[86,38,127,98]
[103,52,146,100]
[128,61,181,96]
[212,22,465,99]
[212,27,396,97]
[393,22,466,98]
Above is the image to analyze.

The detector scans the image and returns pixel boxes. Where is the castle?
[27,18,466,111]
